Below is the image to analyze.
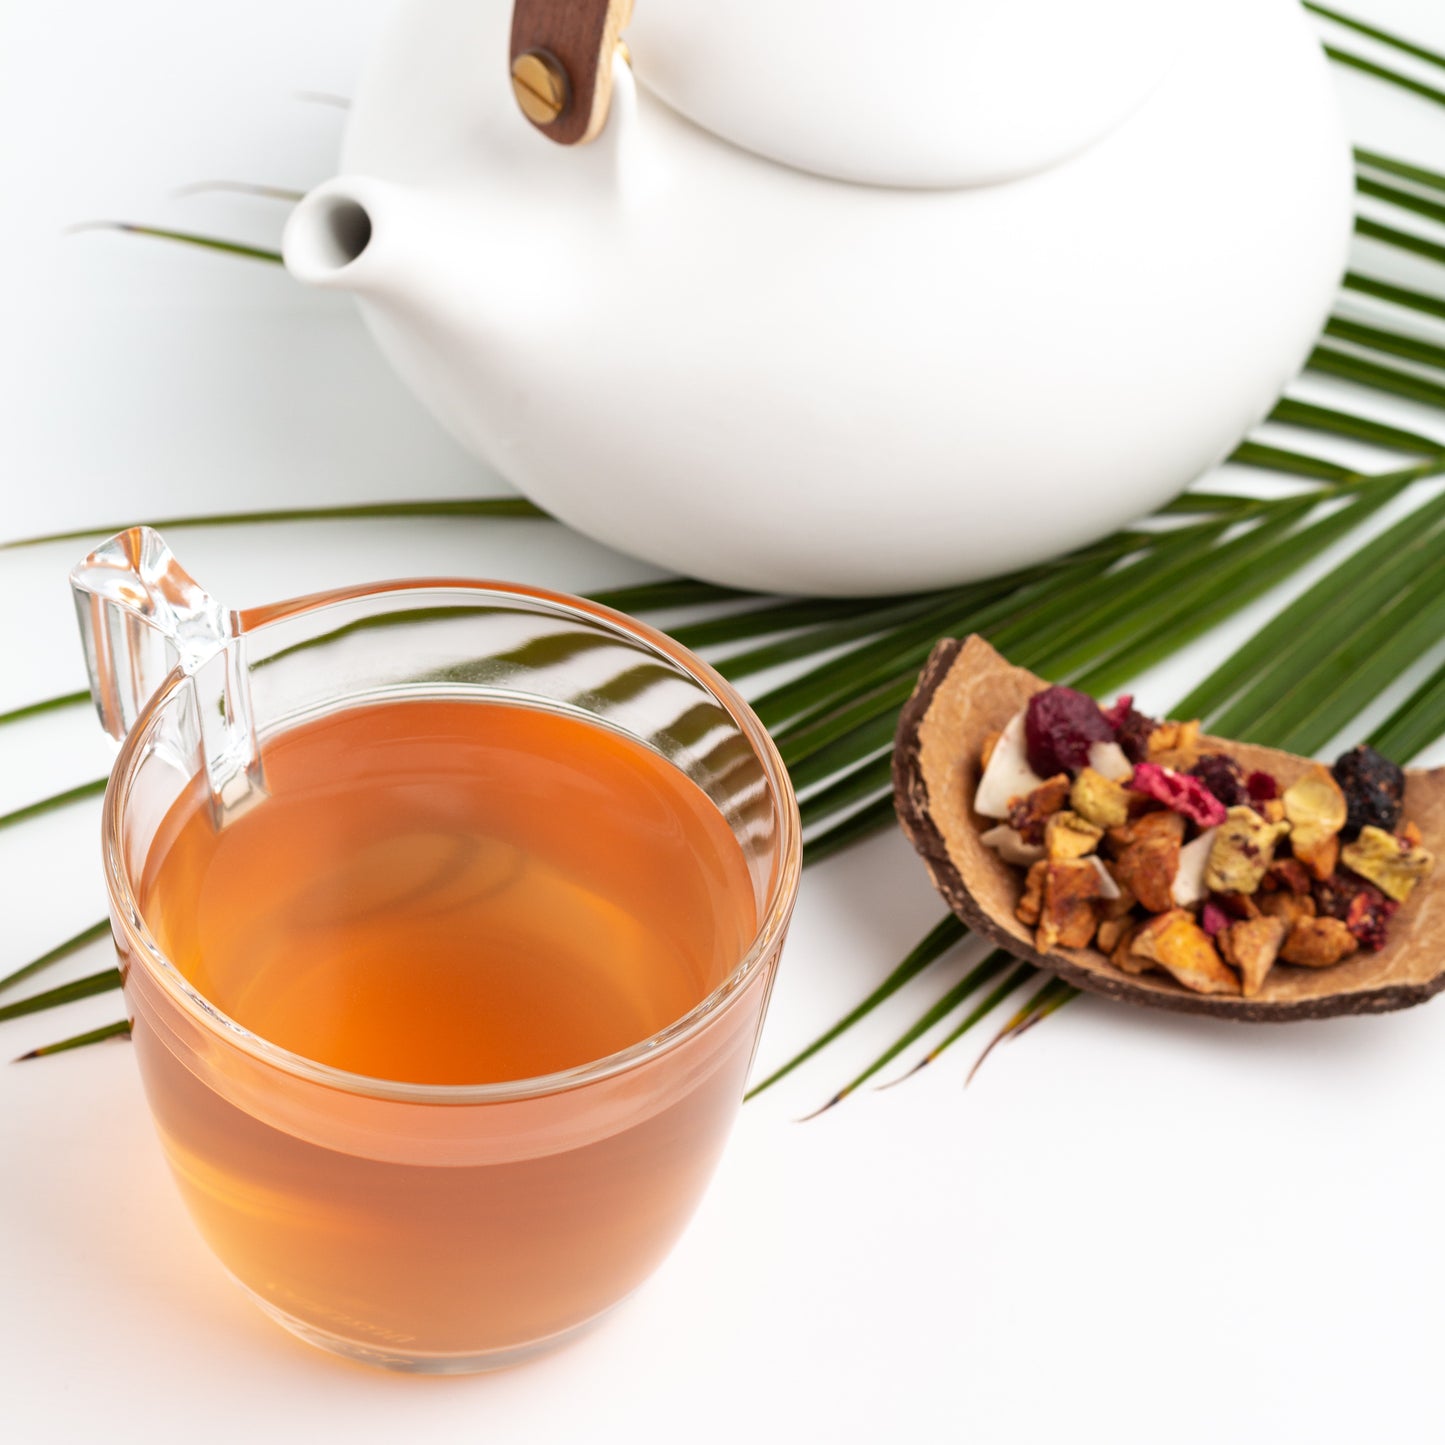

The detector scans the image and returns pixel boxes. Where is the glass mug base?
[245,1282,626,1374]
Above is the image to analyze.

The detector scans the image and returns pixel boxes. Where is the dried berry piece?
[1344,888,1397,953]
[1246,771,1279,804]
[1025,686,1115,778]
[1331,745,1405,840]
[1313,872,1398,952]
[1104,695,1159,764]
[1189,753,1246,808]
[1200,901,1229,937]
[1129,761,1228,829]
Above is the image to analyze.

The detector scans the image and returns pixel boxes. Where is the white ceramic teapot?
[284,0,1351,596]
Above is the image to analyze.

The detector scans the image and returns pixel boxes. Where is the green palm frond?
[9,11,1445,1099]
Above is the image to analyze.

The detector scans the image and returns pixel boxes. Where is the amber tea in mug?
[78,532,799,1372]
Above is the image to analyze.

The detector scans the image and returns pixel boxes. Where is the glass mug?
[71,528,800,1372]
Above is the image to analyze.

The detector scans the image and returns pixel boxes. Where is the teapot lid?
[622,0,1189,188]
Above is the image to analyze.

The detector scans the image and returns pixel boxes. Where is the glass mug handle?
[69,526,264,818]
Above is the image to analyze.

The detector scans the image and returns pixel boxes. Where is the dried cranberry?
[1245,771,1278,803]
[1200,901,1229,938]
[1104,694,1159,764]
[1024,685,1114,777]
[1314,869,1397,952]
[1189,754,1246,808]
[1331,744,1404,840]
[1129,761,1228,829]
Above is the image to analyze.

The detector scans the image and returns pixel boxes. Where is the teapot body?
[286,0,1352,595]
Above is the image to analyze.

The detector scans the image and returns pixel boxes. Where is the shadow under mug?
[75,531,801,1372]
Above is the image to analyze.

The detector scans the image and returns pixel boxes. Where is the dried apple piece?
[1280,915,1359,967]
[1096,915,1133,954]
[1263,857,1312,894]
[1106,808,1186,855]
[1112,832,1181,914]
[1256,889,1317,929]
[1007,774,1071,844]
[1016,859,1047,926]
[1219,915,1288,997]
[1037,860,1109,951]
[1129,909,1241,995]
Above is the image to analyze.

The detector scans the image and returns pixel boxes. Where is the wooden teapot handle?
[510,0,632,145]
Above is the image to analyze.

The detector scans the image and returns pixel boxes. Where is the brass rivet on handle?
[511,49,570,126]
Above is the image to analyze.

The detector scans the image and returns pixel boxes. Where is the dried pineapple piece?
[1070,767,1132,830]
[1218,915,1287,997]
[1203,806,1289,895]
[1283,765,1348,881]
[1045,810,1104,861]
[1129,909,1241,995]
[1037,859,1108,951]
[1340,825,1435,903]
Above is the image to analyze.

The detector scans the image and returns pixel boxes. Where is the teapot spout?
[283,176,406,296]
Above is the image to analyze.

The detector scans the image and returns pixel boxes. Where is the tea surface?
[139,699,756,1084]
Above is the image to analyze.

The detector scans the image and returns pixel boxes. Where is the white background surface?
[4,3,1445,1442]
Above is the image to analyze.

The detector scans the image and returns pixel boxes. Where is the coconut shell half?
[892,634,1445,1021]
